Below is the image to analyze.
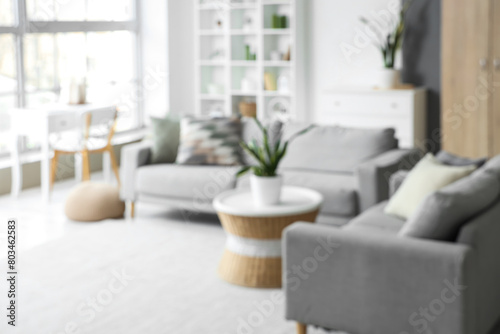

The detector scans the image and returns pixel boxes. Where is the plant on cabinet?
[360,0,413,88]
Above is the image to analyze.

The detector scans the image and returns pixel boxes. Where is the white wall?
[306,0,401,121]
[141,0,169,119]
[167,0,195,116]
[166,0,399,120]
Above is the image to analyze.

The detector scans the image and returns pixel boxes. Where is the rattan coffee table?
[213,186,323,288]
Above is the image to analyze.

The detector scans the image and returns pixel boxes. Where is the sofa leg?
[130,202,135,218]
[297,323,307,334]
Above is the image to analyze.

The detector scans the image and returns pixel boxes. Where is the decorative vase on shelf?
[278,75,290,93]
[250,174,283,206]
[270,51,281,61]
[245,44,256,61]
[376,68,401,89]
[264,72,277,91]
[241,77,256,92]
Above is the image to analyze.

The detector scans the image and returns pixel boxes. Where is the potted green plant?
[237,119,314,206]
[360,0,412,88]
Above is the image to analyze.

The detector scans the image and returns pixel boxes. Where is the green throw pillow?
[150,115,180,164]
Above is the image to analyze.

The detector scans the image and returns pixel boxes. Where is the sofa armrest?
[120,141,153,201]
[356,148,422,212]
[283,223,475,334]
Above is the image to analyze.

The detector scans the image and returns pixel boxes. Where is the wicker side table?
[213,186,323,288]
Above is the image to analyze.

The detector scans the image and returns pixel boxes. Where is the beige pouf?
[65,182,125,222]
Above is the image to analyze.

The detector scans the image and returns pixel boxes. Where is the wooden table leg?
[297,323,307,334]
[50,151,59,189]
[108,147,121,187]
[81,150,90,181]
[130,202,135,218]
[102,150,111,183]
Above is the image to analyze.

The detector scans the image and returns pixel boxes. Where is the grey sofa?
[120,120,420,220]
[283,155,500,334]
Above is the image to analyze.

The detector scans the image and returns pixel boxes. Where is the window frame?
[0,0,144,155]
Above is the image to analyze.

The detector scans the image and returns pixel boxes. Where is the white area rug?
[0,208,335,334]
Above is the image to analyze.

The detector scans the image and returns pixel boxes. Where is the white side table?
[213,186,323,288]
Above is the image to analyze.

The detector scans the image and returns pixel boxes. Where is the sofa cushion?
[385,153,477,219]
[343,201,405,234]
[281,169,358,217]
[176,117,244,166]
[482,154,500,182]
[436,150,487,167]
[279,124,397,173]
[136,165,239,202]
[399,170,500,241]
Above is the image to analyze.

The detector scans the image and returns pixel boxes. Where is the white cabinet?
[318,88,427,148]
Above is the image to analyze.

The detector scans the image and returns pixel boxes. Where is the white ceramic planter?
[250,175,283,206]
[376,68,401,89]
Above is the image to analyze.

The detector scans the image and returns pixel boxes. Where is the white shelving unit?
[194,0,304,120]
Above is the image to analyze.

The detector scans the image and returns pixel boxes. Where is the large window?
[0,0,141,154]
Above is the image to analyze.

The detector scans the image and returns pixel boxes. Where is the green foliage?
[237,119,315,178]
[360,0,413,68]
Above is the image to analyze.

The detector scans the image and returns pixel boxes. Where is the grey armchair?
[283,156,500,334]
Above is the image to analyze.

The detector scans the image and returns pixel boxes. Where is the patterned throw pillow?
[176,117,244,166]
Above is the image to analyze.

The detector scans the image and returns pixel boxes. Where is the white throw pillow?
[384,153,477,219]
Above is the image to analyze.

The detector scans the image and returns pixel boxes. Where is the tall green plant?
[360,0,412,68]
[237,119,314,178]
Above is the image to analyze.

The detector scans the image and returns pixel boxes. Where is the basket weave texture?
[217,210,319,240]
[217,209,319,288]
